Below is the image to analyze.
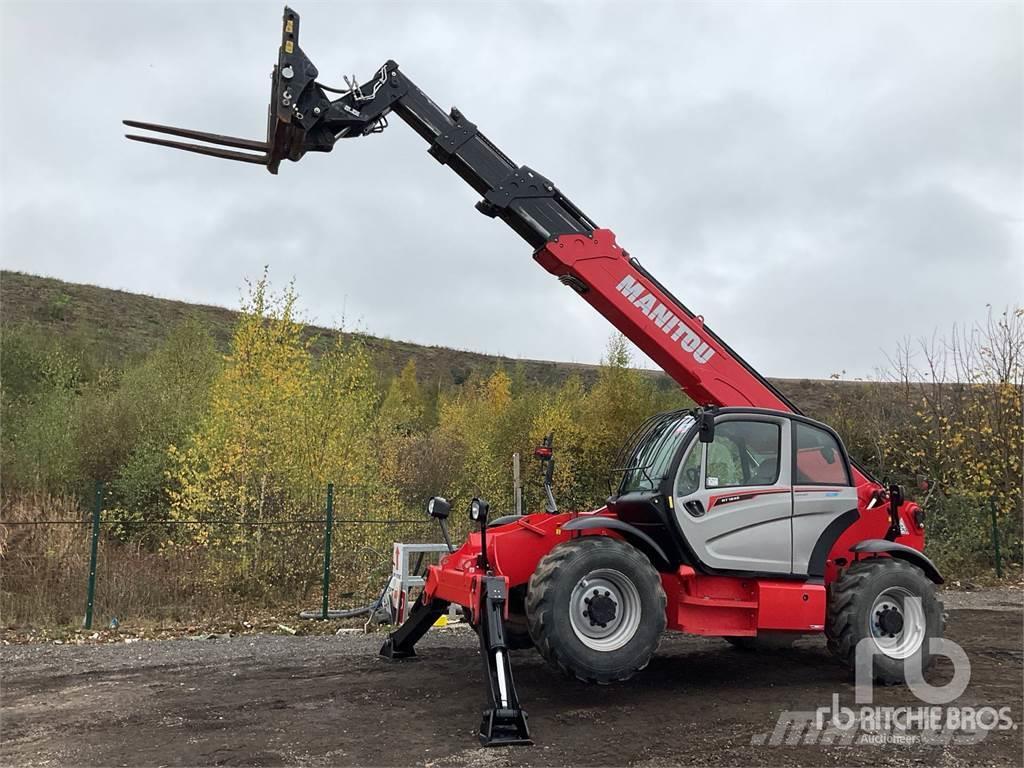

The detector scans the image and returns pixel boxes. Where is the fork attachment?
[123,6,319,173]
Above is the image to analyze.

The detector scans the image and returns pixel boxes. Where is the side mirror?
[426,496,451,520]
[888,484,904,508]
[698,410,716,444]
[820,445,836,464]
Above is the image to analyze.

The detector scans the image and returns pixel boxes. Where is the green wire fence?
[1,482,439,629]
[0,486,1013,629]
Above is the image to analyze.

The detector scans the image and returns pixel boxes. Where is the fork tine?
[122,120,270,152]
[125,134,268,165]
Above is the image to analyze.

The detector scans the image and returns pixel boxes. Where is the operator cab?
[608,407,857,578]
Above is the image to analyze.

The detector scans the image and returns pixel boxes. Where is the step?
[678,594,757,609]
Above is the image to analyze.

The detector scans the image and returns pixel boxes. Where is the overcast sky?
[1,1,1021,379]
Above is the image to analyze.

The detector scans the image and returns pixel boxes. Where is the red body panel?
[422,227,925,636]
[424,514,575,617]
[424,508,921,635]
[660,567,827,635]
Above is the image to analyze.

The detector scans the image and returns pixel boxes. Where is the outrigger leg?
[476,576,531,746]
[378,577,530,747]
[379,596,448,659]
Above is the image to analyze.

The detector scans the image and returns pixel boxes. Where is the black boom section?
[394,77,599,247]
[316,62,597,249]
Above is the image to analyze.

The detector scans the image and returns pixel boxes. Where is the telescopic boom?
[125,5,873,486]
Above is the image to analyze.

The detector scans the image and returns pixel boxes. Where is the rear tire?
[826,557,944,684]
[526,537,666,684]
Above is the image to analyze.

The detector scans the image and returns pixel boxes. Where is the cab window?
[675,443,703,497]
[794,421,850,485]
[619,414,692,493]
[705,420,780,488]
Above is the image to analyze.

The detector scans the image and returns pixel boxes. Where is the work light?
[469,497,489,523]
[426,496,451,520]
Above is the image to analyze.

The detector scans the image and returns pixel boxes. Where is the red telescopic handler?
[125,6,944,747]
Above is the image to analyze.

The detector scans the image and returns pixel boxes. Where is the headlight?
[426,496,451,520]
[469,497,489,523]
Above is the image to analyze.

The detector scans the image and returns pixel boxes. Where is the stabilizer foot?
[479,707,531,747]
[378,636,416,659]
[379,597,447,660]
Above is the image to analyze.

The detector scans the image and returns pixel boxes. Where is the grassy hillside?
[0,270,856,414]
[1,271,618,389]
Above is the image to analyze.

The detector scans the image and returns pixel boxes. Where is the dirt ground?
[2,589,1021,767]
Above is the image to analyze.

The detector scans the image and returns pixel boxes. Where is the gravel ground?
[935,584,1022,611]
[2,588,1021,767]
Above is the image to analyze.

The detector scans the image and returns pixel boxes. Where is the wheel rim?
[568,568,642,652]
[868,586,926,659]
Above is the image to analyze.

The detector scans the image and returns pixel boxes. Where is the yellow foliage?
[167,272,382,546]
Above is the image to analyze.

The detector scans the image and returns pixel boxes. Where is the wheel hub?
[568,568,643,652]
[868,587,926,659]
[585,591,617,627]
[875,605,904,636]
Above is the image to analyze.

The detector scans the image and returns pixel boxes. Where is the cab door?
[672,414,793,574]
[790,419,859,575]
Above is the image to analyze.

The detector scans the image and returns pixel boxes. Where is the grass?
[1,271,625,390]
[0,269,859,413]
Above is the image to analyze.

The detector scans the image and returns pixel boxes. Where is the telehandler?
[126,6,944,747]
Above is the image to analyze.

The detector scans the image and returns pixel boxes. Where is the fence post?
[989,497,1003,579]
[321,483,334,620]
[84,481,103,630]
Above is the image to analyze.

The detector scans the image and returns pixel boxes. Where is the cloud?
[1,0,1020,379]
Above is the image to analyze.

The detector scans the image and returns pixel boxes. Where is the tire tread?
[526,537,666,684]
[826,557,944,683]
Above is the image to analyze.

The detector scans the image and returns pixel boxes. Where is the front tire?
[526,537,666,684]
[826,557,944,684]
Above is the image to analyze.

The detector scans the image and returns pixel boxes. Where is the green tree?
[168,274,382,537]
[378,359,426,435]
[527,334,689,510]
[0,326,84,493]
[75,319,219,527]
